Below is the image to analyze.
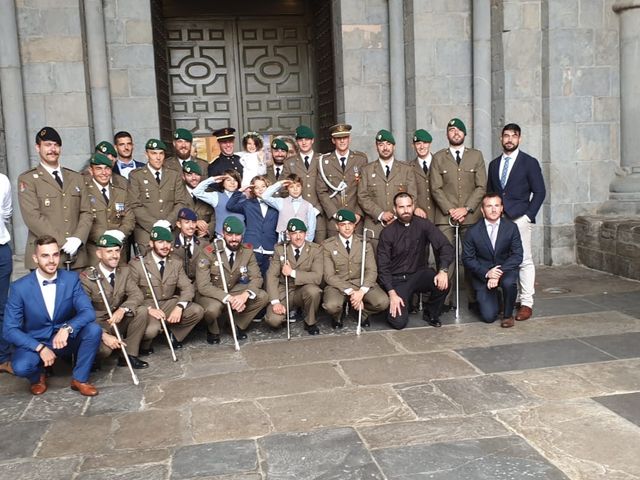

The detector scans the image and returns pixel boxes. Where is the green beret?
[271,138,289,152]
[413,129,433,143]
[295,125,314,139]
[375,129,395,145]
[174,128,193,142]
[95,141,117,157]
[223,216,245,234]
[287,218,307,232]
[145,138,167,151]
[90,153,113,168]
[150,225,173,242]
[97,233,123,248]
[447,118,467,135]
[182,160,202,175]
[335,209,356,223]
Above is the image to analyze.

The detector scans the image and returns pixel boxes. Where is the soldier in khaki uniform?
[282,125,326,242]
[129,222,204,353]
[180,160,215,238]
[357,130,417,245]
[83,153,135,266]
[127,138,190,251]
[265,139,288,186]
[265,219,323,335]
[172,207,209,283]
[195,217,268,344]
[317,124,368,234]
[430,118,487,308]
[322,209,389,329]
[409,129,436,221]
[80,230,148,369]
[18,127,92,270]
[164,128,209,176]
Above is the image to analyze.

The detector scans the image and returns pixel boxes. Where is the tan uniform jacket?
[196,244,263,303]
[316,150,368,219]
[265,242,323,301]
[171,235,209,282]
[265,164,287,187]
[408,157,436,221]
[429,147,486,225]
[83,175,135,247]
[164,156,209,177]
[357,159,417,237]
[128,254,195,304]
[127,166,189,245]
[80,264,144,322]
[18,166,93,269]
[185,193,215,238]
[283,152,322,206]
[322,235,377,291]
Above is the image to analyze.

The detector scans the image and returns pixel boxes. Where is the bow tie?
[119,162,135,169]
[42,279,57,286]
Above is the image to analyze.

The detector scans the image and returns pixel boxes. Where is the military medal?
[44,198,51,207]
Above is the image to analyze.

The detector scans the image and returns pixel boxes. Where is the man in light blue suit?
[3,235,101,396]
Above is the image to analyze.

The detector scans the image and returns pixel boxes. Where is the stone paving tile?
[457,338,616,374]
[536,265,640,297]
[37,415,111,457]
[258,427,383,479]
[190,400,272,443]
[85,384,144,416]
[372,435,569,479]
[0,393,32,422]
[171,440,257,479]
[534,296,610,317]
[357,414,510,449]
[499,358,640,401]
[583,291,640,312]
[393,383,464,418]
[258,385,414,432]
[147,363,345,408]
[0,420,49,461]
[593,392,640,428]
[77,464,168,480]
[578,331,640,359]
[498,399,640,479]
[113,409,190,450]
[79,448,170,471]
[433,374,536,414]
[340,351,478,386]
[0,457,81,480]
[21,386,89,421]
[183,347,250,378]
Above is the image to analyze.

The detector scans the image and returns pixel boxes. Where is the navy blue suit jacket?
[3,270,96,352]
[226,191,279,250]
[462,218,523,281]
[487,151,545,223]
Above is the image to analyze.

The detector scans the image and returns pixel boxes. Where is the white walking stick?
[213,238,241,351]
[356,228,374,335]
[281,232,291,341]
[448,217,460,320]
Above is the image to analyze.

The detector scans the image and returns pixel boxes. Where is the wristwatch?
[176,304,186,310]
[439,268,449,273]
[60,323,74,334]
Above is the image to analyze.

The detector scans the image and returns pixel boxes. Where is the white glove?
[62,237,82,255]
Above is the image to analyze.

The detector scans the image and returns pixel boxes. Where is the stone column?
[472,0,492,158]
[0,0,30,252]
[608,1,640,210]
[389,0,407,159]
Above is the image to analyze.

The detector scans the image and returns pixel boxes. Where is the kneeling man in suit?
[3,235,101,396]
[462,193,523,328]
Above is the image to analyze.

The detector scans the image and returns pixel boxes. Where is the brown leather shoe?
[0,361,14,375]
[516,306,533,321]
[501,316,515,328]
[30,374,47,395]
[70,379,99,396]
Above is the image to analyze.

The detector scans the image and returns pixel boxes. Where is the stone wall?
[0,87,5,175]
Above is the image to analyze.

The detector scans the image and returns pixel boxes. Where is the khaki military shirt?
[265,242,323,301]
[316,150,368,219]
[80,264,144,322]
[83,175,135,247]
[128,253,194,304]
[322,235,377,291]
[408,156,436,221]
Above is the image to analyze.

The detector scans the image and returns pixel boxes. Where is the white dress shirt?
[36,270,58,319]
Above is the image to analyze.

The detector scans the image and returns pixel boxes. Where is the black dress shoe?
[332,319,343,329]
[468,302,480,314]
[362,318,370,328]
[206,333,221,345]
[118,355,149,369]
[235,330,248,340]
[440,303,453,314]
[423,312,442,328]
[305,324,320,335]
[139,346,154,356]
[169,332,183,349]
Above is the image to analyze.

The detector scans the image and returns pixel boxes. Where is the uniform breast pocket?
[37,191,59,209]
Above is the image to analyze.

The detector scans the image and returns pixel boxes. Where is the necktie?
[109,272,115,288]
[385,165,390,178]
[185,240,192,259]
[42,279,57,286]
[490,224,498,249]
[101,187,109,204]
[423,161,429,174]
[304,156,310,170]
[159,260,165,278]
[455,150,461,165]
[275,167,281,180]
[340,157,346,172]
[228,252,235,268]
[52,170,63,188]
[500,156,511,189]
[294,248,300,261]
[345,240,350,254]
[155,171,161,184]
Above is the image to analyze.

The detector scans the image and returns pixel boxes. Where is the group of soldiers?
[1,116,545,396]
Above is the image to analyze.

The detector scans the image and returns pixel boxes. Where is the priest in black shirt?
[377,192,454,329]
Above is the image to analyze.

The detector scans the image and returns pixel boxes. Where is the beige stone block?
[108,69,130,98]
[113,409,190,449]
[38,415,112,457]
[522,3,541,29]
[125,19,153,44]
[190,400,271,443]
[21,37,83,62]
[258,385,414,432]
[44,93,88,127]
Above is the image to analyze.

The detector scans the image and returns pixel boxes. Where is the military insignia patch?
[19,182,26,192]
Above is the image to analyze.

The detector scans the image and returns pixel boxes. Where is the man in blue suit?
[462,194,523,327]
[487,123,545,322]
[3,235,101,396]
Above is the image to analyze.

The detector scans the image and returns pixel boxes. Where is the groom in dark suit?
[3,235,101,395]
[462,194,523,328]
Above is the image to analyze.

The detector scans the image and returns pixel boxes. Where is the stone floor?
[1,264,640,479]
